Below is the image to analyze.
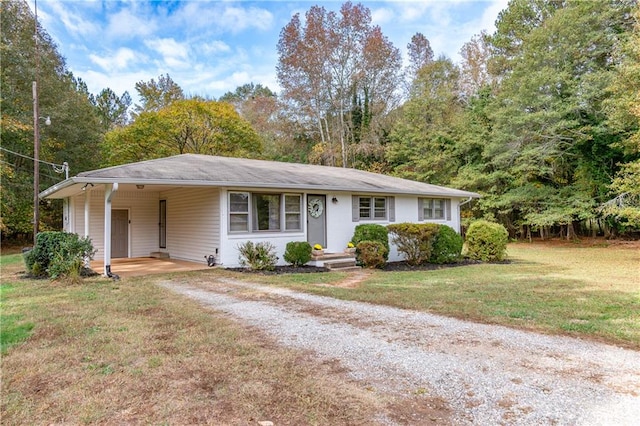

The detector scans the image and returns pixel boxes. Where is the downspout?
[84,189,91,237]
[83,189,91,267]
[457,196,474,236]
[103,183,120,280]
[459,196,473,207]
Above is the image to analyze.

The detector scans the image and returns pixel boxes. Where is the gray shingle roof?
[42,154,480,199]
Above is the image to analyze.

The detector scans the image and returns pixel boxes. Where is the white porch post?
[103,183,118,276]
[84,191,90,237]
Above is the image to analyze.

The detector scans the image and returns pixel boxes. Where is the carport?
[90,257,210,278]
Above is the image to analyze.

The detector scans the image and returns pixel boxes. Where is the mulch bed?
[225,259,510,274]
[225,265,330,274]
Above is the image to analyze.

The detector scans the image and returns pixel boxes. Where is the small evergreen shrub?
[387,223,439,265]
[24,231,95,280]
[465,220,509,262]
[351,224,389,260]
[430,225,463,264]
[355,240,388,269]
[283,241,312,266]
[237,241,278,271]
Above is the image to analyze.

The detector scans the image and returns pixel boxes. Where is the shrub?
[237,241,278,271]
[465,220,509,262]
[355,241,388,269]
[387,223,440,266]
[351,224,389,260]
[24,231,95,280]
[430,225,463,264]
[283,241,312,267]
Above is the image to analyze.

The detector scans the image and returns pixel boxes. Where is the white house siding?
[217,190,465,267]
[218,188,305,267]
[68,189,158,259]
[159,187,219,264]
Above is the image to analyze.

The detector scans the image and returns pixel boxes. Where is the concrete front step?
[324,259,357,270]
[308,252,357,269]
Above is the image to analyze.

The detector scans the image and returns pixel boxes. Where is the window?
[159,200,166,248]
[420,198,449,220]
[228,192,302,233]
[284,195,302,230]
[253,193,281,231]
[356,196,389,221]
[229,192,249,232]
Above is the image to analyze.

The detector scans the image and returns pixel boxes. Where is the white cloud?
[106,8,157,39]
[371,7,395,26]
[145,38,190,69]
[220,6,274,32]
[80,69,151,98]
[201,41,232,55]
[39,0,99,37]
[89,48,139,72]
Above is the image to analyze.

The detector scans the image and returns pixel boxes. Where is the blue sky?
[33,0,508,102]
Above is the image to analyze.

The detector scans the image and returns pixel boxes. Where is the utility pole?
[33,80,40,245]
[32,0,40,244]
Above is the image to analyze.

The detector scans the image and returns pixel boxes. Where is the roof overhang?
[41,177,481,200]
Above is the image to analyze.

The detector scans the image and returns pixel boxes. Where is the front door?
[307,194,326,248]
[111,209,129,258]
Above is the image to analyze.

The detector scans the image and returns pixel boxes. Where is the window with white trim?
[420,198,447,220]
[229,192,250,232]
[228,192,302,233]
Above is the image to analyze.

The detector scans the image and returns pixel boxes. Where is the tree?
[601,4,640,231]
[1,0,104,239]
[387,57,463,185]
[406,32,434,85]
[277,2,402,167]
[459,31,493,100]
[476,0,635,237]
[133,73,184,115]
[93,88,132,131]
[102,99,262,165]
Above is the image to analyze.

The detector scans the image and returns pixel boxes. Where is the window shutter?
[388,197,395,222]
[446,199,452,221]
[418,198,424,221]
[352,195,359,222]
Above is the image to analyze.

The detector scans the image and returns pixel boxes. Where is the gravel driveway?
[159,276,640,425]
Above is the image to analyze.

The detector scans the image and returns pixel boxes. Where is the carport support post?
[84,190,90,237]
[103,183,118,276]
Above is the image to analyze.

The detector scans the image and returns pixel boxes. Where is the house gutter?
[459,196,474,207]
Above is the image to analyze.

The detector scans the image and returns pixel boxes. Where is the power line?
[0,146,67,168]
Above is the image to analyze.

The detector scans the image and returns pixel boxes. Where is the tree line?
[1,0,638,242]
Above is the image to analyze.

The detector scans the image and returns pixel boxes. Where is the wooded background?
[2,0,639,241]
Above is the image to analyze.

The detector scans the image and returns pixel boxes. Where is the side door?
[111,209,129,258]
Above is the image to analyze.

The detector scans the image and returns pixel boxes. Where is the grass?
[0,254,381,425]
[1,241,638,423]
[255,241,640,349]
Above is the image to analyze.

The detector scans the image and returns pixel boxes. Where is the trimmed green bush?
[283,241,312,267]
[355,240,387,269]
[237,241,278,271]
[430,225,463,264]
[24,231,95,280]
[351,224,389,260]
[387,223,440,265]
[465,220,509,261]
